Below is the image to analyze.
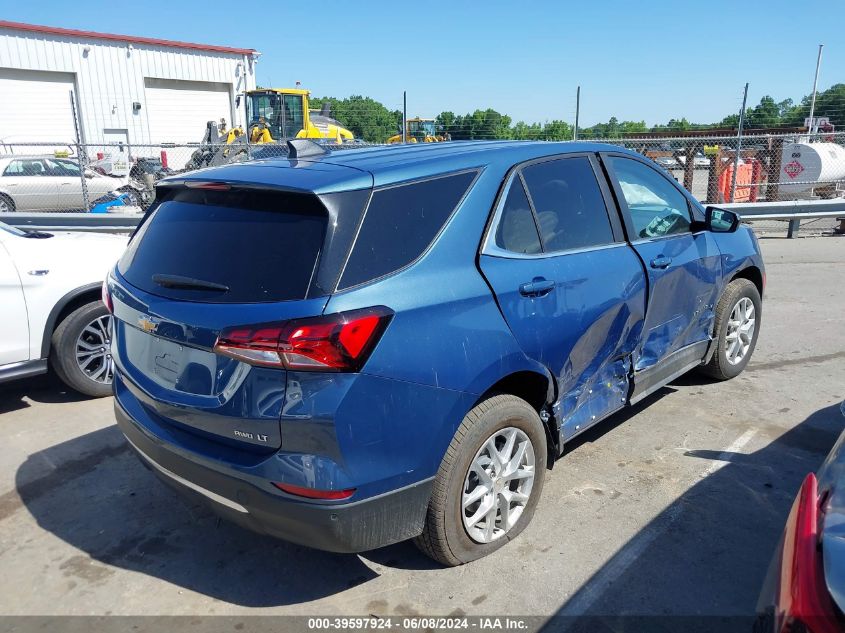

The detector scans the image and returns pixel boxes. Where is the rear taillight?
[213,306,393,372]
[272,482,355,500]
[776,473,842,633]
[102,277,113,314]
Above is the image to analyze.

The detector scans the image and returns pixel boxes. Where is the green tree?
[310,95,401,142]
[744,96,781,128]
[782,83,845,129]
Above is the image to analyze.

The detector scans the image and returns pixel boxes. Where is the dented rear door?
[479,154,647,440]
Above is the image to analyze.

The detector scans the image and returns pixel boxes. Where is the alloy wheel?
[725,297,756,365]
[75,315,114,384]
[462,426,536,543]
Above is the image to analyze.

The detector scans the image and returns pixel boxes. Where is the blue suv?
[108,140,764,565]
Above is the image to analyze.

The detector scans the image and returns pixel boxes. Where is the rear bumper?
[115,399,433,553]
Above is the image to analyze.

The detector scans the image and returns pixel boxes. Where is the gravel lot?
[0,235,843,630]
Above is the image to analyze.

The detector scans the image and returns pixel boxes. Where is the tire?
[49,301,114,398]
[414,394,547,566]
[699,278,761,380]
[0,193,15,213]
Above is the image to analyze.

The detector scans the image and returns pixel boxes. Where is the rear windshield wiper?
[152,274,230,292]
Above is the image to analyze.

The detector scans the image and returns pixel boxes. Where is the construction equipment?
[182,89,355,172]
[184,119,252,171]
[245,88,354,144]
[387,118,448,144]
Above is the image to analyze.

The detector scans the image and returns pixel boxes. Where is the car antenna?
[286,139,329,159]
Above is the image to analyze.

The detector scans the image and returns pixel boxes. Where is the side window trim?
[601,152,694,243]
[586,153,626,243]
[481,169,541,259]
[516,170,545,250]
[482,152,621,259]
[334,167,482,292]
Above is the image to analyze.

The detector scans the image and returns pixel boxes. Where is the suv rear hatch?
[111,168,371,452]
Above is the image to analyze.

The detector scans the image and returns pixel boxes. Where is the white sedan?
[0,156,126,212]
[0,221,127,396]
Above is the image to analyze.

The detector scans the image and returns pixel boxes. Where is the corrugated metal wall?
[0,26,256,146]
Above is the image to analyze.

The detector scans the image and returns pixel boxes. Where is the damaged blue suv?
[109,140,764,566]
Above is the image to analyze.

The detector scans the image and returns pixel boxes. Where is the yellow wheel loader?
[187,88,356,170]
[245,88,354,144]
[387,118,448,144]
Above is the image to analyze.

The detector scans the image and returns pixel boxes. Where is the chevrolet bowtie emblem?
[137,315,160,334]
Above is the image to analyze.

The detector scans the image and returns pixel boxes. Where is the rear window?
[118,188,327,303]
[338,171,477,289]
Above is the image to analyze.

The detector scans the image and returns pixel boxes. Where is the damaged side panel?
[479,245,647,444]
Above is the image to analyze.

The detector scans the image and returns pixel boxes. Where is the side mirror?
[707,206,740,232]
[693,206,740,233]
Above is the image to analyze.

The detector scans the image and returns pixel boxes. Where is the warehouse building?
[0,20,258,147]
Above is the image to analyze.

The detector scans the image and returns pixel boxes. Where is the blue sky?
[2,0,842,126]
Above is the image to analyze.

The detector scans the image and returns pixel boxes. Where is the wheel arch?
[40,282,102,358]
[730,265,764,298]
[473,369,559,467]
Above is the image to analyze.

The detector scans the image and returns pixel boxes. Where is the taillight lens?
[102,277,113,314]
[213,306,393,372]
[775,473,842,633]
[272,482,355,500]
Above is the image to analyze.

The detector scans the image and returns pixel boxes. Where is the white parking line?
[559,428,758,617]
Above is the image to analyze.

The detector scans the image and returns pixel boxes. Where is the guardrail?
[720,199,845,238]
[2,200,844,238]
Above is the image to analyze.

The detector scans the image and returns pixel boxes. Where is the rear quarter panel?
[320,162,554,486]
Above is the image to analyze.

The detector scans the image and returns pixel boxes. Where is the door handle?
[519,278,555,297]
[650,256,672,269]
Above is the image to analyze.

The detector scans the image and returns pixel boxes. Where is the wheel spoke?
[485,437,504,471]
[503,440,528,478]
[80,354,101,370]
[498,492,511,530]
[76,339,99,351]
[463,483,490,509]
[483,503,498,541]
[500,429,517,462]
[89,362,107,381]
[465,496,494,530]
[82,325,104,343]
[504,466,534,482]
[471,462,493,488]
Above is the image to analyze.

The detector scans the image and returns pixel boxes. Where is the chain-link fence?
[1,130,843,233]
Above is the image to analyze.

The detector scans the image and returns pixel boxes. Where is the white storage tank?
[779,142,845,195]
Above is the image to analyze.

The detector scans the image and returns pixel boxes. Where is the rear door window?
[338,171,477,289]
[520,157,615,252]
[118,188,327,303]
[494,179,541,254]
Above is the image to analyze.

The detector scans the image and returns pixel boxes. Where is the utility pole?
[402,91,407,144]
[573,86,580,141]
[730,82,749,203]
[807,44,824,135]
